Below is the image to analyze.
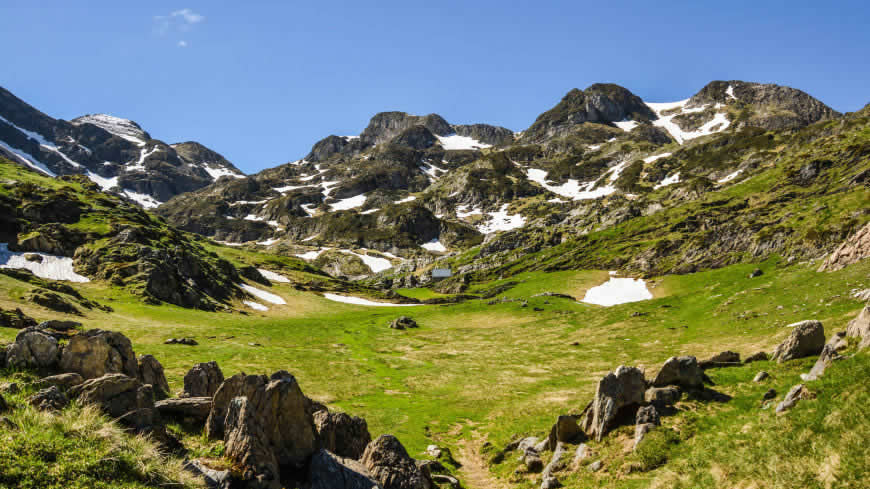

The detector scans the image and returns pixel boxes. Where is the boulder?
[801,342,841,382]
[309,449,382,489]
[570,443,588,470]
[522,450,544,473]
[644,386,681,406]
[545,415,582,450]
[580,365,646,441]
[137,354,170,398]
[155,397,213,423]
[698,351,741,369]
[59,329,138,379]
[181,361,224,398]
[165,337,198,346]
[845,305,870,350]
[315,410,373,460]
[70,373,159,430]
[361,435,431,489]
[206,372,270,439]
[222,373,318,484]
[633,405,660,450]
[541,441,566,484]
[651,356,704,388]
[744,351,769,363]
[753,371,770,382]
[389,317,418,330]
[29,385,69,411]
[771,320,825,363]
[182,459,232,489]
[587,460,603,472]
[33,373,84,390]
[6,327,59,369]
[775,384,814,414]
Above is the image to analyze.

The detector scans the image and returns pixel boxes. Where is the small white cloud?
[177,40,188,47]
[171,8,204,24]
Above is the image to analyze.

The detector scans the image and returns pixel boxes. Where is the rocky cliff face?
[0,87,244,208]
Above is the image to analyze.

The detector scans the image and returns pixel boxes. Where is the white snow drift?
[240,284,286,305]
[581,276,653,306]
[323,293,422,307]
[0,243,90,282]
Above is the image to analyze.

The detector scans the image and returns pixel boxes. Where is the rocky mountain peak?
[520,83,654,143]
[72,114,151,145]
[360,112,452,146]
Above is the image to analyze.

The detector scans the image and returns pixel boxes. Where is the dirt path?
[455,435,509,489]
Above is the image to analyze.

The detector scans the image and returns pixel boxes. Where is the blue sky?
[2,1,867,173]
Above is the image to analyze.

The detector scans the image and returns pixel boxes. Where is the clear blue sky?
[2,1,867,173]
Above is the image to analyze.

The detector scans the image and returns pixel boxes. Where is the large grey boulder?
[580,365,646,441]
[309,449,382,489]
[846,306,870,350]
[644,386,681,406]
[545,415,582,450]
[205,372,271,439]
[5,327,59,369]
[181,361,224,398]
[771,321,825,363]
[222,372,318,486]
[651,356,704,388]
[59,329,138,379]
[137,354,170,397]
[361,435,431,489]
[315,410,373,460]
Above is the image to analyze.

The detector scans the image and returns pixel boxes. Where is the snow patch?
[323,293,422,307]
[654,172,681,189]
[421,240,447,252]
[240,284,286,305]
[0,243,89,282]
[0,140,56,176]
[646,100,731,144]
[581,276,653,306]
[643,152,672,164]
[478,204,525,234]
[394,195,416,204]
[614,120,638,132]
[257,238,279,246]
[330,193,367,211]
[717,169,743,183]
[86,171,119,190]
[203,164,244,181]
[122,189,162,209]
[295,248,328,260]
[436,134,491,151]
[243,300,268,311]
[73,114,147,146]
[257,269,291,283]
[340,249,393,273]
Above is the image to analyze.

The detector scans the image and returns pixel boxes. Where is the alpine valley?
[0,79,868,489]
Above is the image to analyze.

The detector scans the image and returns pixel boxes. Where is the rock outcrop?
[309,449,383,489]
[315,410,373,460]
[361,435,431,489]
[155,397,213,423]
[70,373,160,430]
[28,385,69,410]
[181,361,224,398]
[137,354,170,398]
[775,384,814,414]
[771,320,825,363]
[651,356,704,388]
[59,329,139,379]
[817,222,870,272]
[633,404,660,450]
[845,305,870,350]
[580,365,646,441]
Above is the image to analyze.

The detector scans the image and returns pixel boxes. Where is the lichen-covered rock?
[29,385,69,411]
[771,320,825,363]
[309,449,383,489]
[137,354,170,398]
[5,326,59,369]
[315,410,373,460]
[155,397,212,423]
[580,365,646,441]
[59,329,138,379]
[361,435,431,489]
[652,356,704,388]
[181,361,224,398]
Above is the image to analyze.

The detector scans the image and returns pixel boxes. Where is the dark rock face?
[315,410,373,460]
[687,80,840,130]
[651,356,704,388]
[137,354,170,398]
[580,365,646,441]
[361,435,431,489]
[698,351,741,369]
[5,326,59,369]
[522,84,656,143]
[392,126,437,150]
[546,415,582,450]
[361,112,452,146]
[206,372,272,439]
[33,373,84,390]
[70,374,160,429]
[389,316,418,330]
[453,124,515,146]
[59,329,139,380]
[644,386,681,406]
[633,405,660,449]
[309,449,382,489]
[771,320,826,363]
[181,361,224,398]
